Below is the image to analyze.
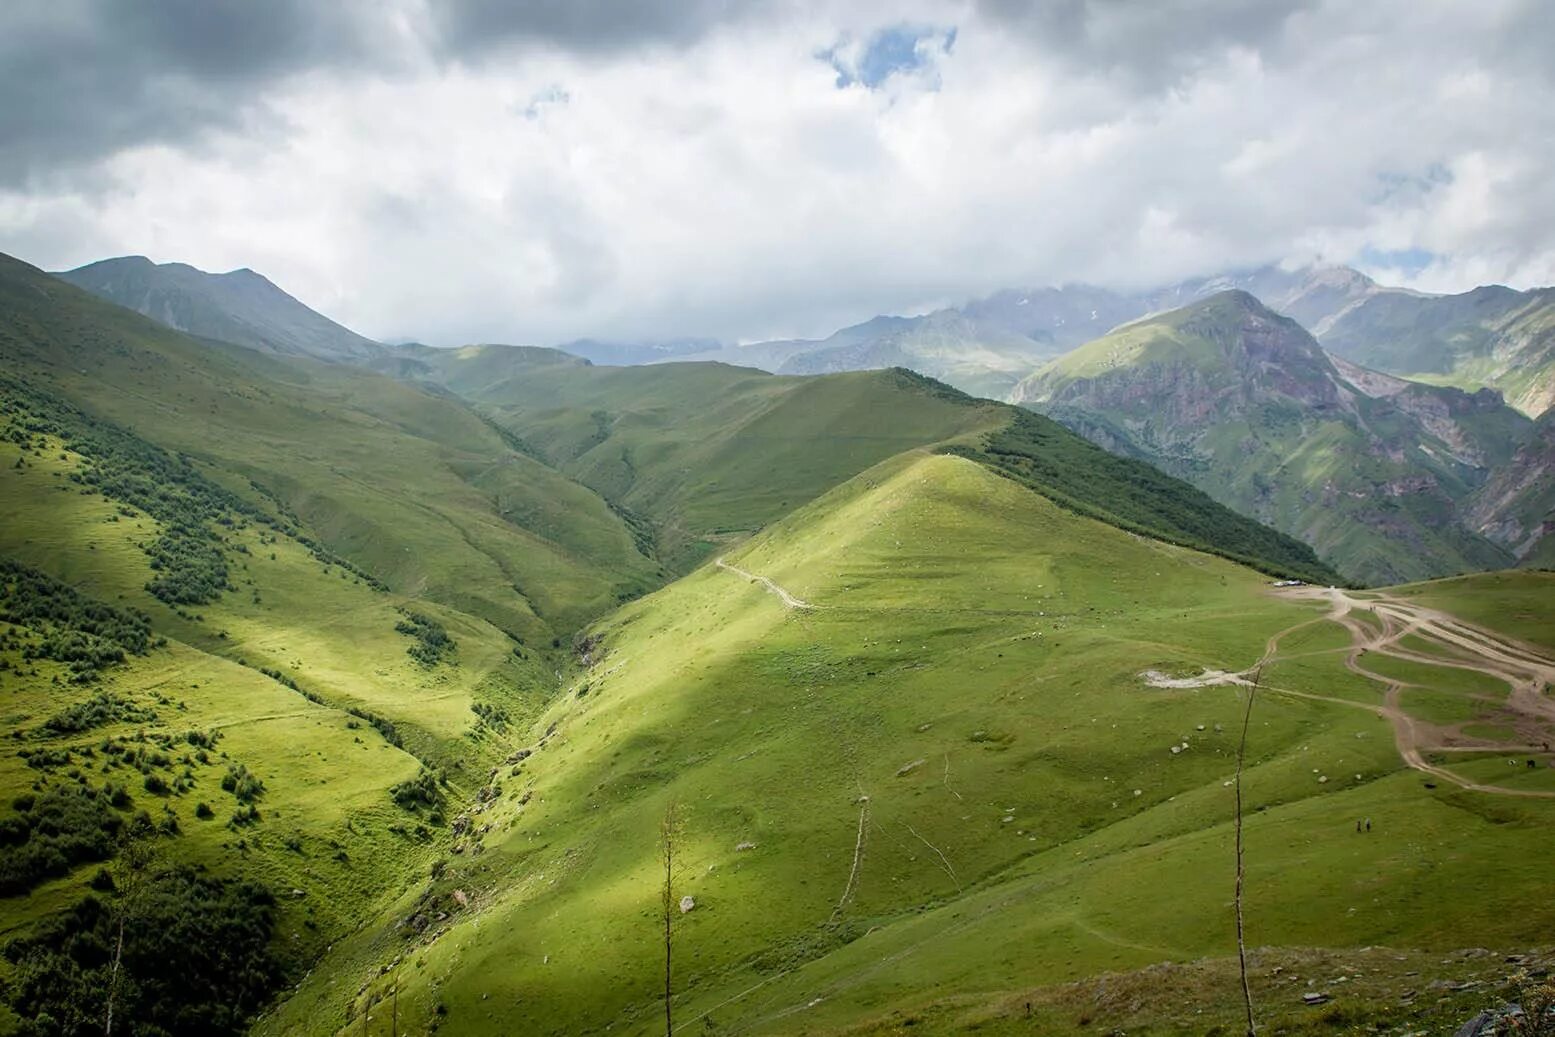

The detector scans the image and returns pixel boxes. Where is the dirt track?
[716,558,812,610]
[1149,585,1555,798]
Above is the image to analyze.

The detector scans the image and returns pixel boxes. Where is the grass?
[1389,571,1555,653]
[259,453,1555,1036]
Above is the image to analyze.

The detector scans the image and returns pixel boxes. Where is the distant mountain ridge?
[664,263,1417,400]
[1012,290,1530,584]
[56,255,383,362]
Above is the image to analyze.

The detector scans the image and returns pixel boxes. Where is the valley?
[0,247,1550,1037]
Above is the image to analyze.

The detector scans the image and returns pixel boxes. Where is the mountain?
[3,247,1554,1037]
[1464,409,1555,565]
[1316,282,1555,417]
[665,263,1386,400]
[56,255,383,362]
[391,342,1339,582]
[1012,290,1530,585]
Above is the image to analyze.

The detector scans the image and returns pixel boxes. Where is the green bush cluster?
[0,558,157,680]
[390,768,446,814]
[1,377,268,607]
[219,764,264,804]
[395,609,456,666]
[3,867,281,1036]
[39,692,157,737]
[0,785,129,895]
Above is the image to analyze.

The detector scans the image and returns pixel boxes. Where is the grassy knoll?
[260,453,1555,1036]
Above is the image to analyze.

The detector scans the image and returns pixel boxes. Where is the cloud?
[2,0,1553,346]
[427,0,765,56]
[0,0,397,188]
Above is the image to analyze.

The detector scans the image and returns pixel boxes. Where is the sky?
[2,0,1553,345]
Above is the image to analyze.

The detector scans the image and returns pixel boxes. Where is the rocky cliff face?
[1465,412,1555,562]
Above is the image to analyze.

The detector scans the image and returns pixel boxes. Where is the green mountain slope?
[0,381,566,1033]
[395,344,1335,582]
[1318,283,1555,417]
[1012,291,1528,585]
[2,253,659,639]
[260,453,1555,1036]
[56,255,383,362]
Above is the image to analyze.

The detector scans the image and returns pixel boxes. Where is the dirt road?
[716,558,813,610]
[1148,585,1555,798]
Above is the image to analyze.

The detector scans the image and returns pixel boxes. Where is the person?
[1355,819,1362,833]
[1364,818,1371,832]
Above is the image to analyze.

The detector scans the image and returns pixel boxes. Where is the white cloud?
[2,0,1553,343]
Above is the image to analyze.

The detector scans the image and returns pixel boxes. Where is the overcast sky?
[2,0,1552,345]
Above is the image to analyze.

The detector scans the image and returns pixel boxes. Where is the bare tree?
[660,801,684,1037]
[104,834,156,1036]
[1234,667,1261,1037]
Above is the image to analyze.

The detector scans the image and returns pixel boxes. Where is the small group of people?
[1354,817,1372,833]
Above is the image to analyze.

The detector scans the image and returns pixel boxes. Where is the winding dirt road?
[1150,585,1555,798]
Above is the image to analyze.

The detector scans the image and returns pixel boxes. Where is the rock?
[1454,1010,1495,1037]
[451,889,469,908]
[896,759,926,776]
[1302,992,1332,1005]
[679,896,696,914]
[735,841,757,852]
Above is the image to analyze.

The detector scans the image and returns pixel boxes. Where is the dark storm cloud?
[0,0,377,187]
[974,0,1314,91]
[427,0,760,57]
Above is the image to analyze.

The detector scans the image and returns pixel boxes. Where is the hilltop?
[56,255,383,363]
[1012,290,1529,584]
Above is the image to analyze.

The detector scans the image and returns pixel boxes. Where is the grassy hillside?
[1464,410,1555,564]
[1013,291,1524,585]
[0,392,566,1032]
[1,252,659,640]
[260,453,1555,1036]
[398,345,1336,582]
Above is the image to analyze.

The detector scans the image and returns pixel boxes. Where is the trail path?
[1155,585,1555,798]
[716,558,812,610]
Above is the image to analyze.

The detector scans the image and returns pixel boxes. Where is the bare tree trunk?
[104,835,153,1036]
[1234,668,1261,1037]
[660,802,681,1037]
[104,911,126,1035]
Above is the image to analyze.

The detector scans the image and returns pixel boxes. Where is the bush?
[0,785,126,895]
[395,610,456,666]
[3,867,281,1036]
[219,764,263,804]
